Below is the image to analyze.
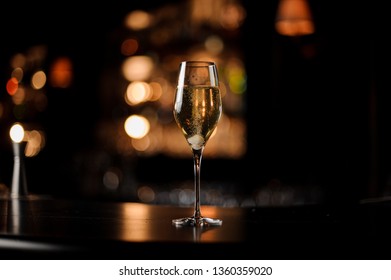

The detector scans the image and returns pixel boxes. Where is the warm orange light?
[124,10,152,30]
[137,185,155,203]
[119,203,152,241]
[121,38,139,56]
[24,130,45,157]
[125,81,151,105]
[11,67,24,82]
[124,115,150,139]
[275,0,314,36]
[50,57,73,88]
[31,70,47,89]
[6,77,18,95]
[149,81,163,101]
[132,136,151,152]
[219,2,246,30]
[11,86,26,105]
[122,56,154,82]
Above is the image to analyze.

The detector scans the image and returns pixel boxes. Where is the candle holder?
[11,140,28,198]
[9,123,28,199]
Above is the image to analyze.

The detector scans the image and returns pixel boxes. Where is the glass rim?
[180,60,216,66]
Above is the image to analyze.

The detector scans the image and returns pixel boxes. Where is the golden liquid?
[173,86,222,150]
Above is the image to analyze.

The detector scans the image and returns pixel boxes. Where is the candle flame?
[10,123,25,143]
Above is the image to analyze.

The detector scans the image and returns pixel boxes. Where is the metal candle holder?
[11,140,28,198]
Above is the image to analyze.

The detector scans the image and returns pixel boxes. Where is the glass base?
[172,216,222,227]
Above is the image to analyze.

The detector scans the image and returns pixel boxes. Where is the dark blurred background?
[0,0,387,206]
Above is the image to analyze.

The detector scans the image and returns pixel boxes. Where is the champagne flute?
[172,61,223,227]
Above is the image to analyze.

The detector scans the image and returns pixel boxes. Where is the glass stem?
[192,147,204,220]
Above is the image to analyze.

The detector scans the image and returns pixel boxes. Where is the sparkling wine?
[174,85,222,150]
[171,60,223,227]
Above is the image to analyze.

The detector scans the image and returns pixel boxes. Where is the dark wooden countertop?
[1,195,390,259]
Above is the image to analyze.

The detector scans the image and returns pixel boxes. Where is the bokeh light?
[10,123,25,143]
[122,56,154,82]
[124,115,150,139]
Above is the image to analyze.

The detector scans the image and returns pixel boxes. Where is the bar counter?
[0,195,390,259]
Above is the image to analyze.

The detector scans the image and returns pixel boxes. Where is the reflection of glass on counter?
[118,203,245,243]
